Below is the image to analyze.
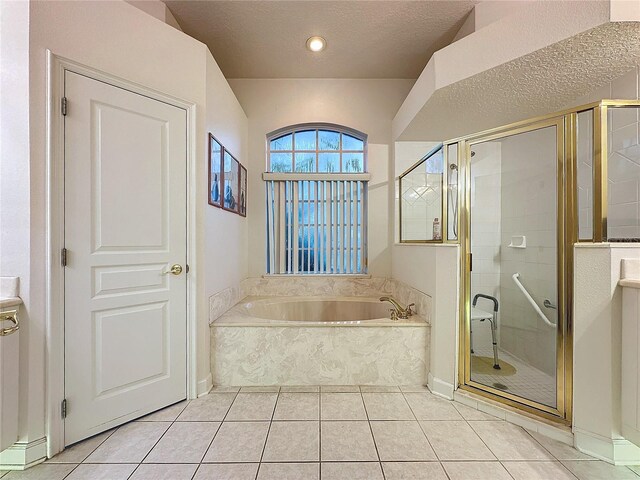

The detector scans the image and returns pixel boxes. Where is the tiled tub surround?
[208,277,431,386]
[211,297,429,386]
[209,276,432,324]
[19,388,639,480]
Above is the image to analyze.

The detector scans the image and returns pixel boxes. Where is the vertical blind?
[265,175,369,274]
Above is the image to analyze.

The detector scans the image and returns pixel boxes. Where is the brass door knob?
[163,264,183,276]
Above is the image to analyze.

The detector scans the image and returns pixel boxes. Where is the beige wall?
[228,78,414,278]
[574,245,640,463]
[1,0,247,460]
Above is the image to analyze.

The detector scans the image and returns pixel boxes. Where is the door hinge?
[61,248,68,267]
[61,97,67,116]
[61,399,67,419]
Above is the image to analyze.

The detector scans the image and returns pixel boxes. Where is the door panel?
[64,71,187,445]
[469,126,559,409]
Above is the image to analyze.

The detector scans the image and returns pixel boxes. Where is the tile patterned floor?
[472,347,556,407]
[1,386,639,479]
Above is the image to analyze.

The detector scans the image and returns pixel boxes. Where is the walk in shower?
[399,100,640,422]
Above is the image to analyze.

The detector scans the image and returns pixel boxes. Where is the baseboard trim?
[574,428,640,465]
[427,373,454,400]
[0,437,47,470]
[197,372,213,398]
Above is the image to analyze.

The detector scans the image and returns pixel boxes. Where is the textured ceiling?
[164,0,478,79]
[398,22,640,141]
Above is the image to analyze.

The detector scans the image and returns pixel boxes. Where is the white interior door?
[64,71,187,446]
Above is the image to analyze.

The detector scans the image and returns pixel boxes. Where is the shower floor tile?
[36,387,636,480]
[471,347,556,407]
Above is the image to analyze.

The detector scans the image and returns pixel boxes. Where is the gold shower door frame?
[455,116,570,421]
[451,100,640,423]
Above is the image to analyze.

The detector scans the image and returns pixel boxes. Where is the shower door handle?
[543,299,556,310]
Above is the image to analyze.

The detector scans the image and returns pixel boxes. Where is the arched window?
[264,124,369,274]
[267,125,367,173]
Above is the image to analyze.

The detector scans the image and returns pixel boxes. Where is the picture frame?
[208,132,247,217]
[239,165,247,217]
[222,148,240,213]
[208,134,223,208]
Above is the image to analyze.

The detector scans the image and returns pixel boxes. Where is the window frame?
[264,123,370,276]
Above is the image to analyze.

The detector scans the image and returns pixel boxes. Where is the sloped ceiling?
[398,22,640,141]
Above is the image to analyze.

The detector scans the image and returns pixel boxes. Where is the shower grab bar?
[511,273,556,328]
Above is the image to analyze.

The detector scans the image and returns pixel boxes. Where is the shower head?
[449,164,458,171]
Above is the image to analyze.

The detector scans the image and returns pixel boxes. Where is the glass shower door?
[465,120,565,415]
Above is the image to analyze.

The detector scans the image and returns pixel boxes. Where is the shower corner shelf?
[508,235,526,249]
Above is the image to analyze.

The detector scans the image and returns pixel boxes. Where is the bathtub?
[211,296,429,386]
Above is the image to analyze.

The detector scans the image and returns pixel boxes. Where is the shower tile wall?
[607,106,640,239]
[401,173,442,240]
[573,67,640,240]
[577,111,593,240]
[471,142,502,348]
[499,128,557,377]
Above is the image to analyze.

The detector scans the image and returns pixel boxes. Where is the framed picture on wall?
[208,134,223,208]
[239,165,247,217]
[223,149,240,213]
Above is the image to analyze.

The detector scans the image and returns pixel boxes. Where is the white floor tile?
[370,421,437,461]
[193,463,258,480]
[176,393,235,422]
[137,401,189,422]
[442,461,513,480]
[362,393,414,420]
[3,464,76,480]
[64,464,137,480]
[453,402,500,421]
[225,393,278,421]
[404,393,463,420]
[203,421,269,463]
[526,429,592,460]
[257,463,319,480]
[399,385,431,393]
[320,385,360,393]
[144,422,219,463]
[321,393,367,420]
[273,393,319,420]
[262,421,319,462]
[46,430,114,463]
[321,422,378,461]
[468,421,555,461]
[503,461,578,480]
[360,386,400,392]
[382,462,448,480]
[129,464,198,480]
[240,386,280,393]
[420,420,495,461]
[85,422,171,463]
[321,462,384,480]
[280,386,320,393]
[561,460,639,480]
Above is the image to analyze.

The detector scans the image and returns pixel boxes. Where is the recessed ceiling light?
[306,36,326,52]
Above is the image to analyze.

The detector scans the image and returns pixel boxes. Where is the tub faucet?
[379,296,414,319]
